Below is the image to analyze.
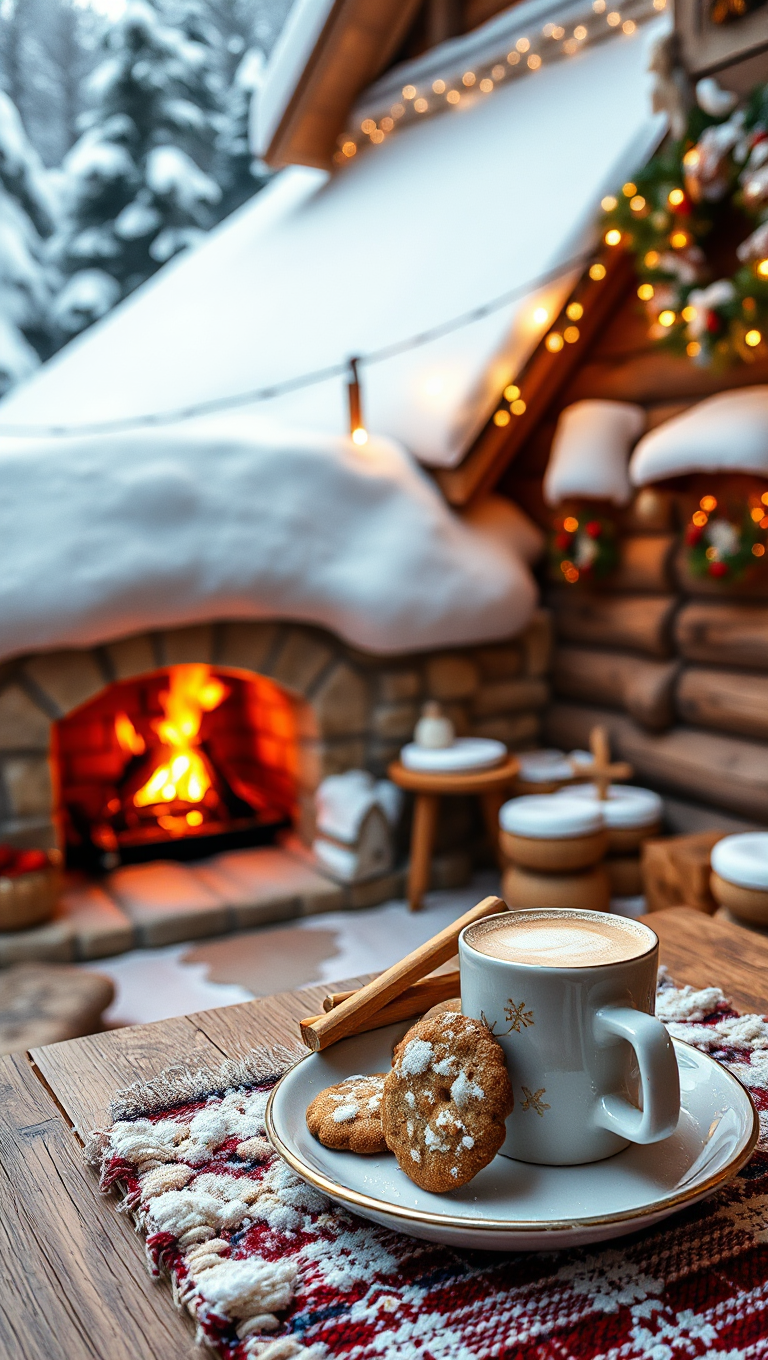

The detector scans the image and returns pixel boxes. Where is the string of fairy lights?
[0,250,595,440]
[487,255,614,432]
[335,0,666,165]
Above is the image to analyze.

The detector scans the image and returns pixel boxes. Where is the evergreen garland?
[549,510,618,585]
[685,493,768,582]
[601,82,768,369]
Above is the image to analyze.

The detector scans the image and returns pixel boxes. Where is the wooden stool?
[388,756,519,911]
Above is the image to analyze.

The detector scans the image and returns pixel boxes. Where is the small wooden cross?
[572,725,633,801]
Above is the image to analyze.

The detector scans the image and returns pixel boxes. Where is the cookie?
[306,1073,388,1153]
[382,1013,513,1193]
[421,997,461,1023]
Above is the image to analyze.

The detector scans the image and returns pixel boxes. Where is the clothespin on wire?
[347,357,368,446]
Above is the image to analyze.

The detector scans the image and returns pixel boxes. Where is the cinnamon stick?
[300,896,503,1051]
[321,970,460,1013]
[301,970,461,1045]
[319,968,459,1011]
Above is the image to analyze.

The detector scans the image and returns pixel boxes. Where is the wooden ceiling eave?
[434,248,636,507]
[264,0,425,170]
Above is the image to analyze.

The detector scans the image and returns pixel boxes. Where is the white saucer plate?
[266,1023,758,1252]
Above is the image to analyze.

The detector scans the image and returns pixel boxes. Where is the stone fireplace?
[0,612,550,963]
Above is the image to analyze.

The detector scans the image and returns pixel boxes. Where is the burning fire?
[115,712,145,756]
[115,665,228,813]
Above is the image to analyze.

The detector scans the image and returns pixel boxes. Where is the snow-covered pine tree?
[51,0,222,337]
[216,46,269,218]
[0,87,56,392]
[158,0,269,217]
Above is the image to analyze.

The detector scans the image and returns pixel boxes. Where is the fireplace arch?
[53,664,316,871]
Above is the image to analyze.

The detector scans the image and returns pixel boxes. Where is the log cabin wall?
[500,276,768,834]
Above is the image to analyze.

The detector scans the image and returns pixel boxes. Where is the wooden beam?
[676,601,768,670]
[546,700,768,823]
[553,645,678,731]
[550,589,678,659]
[264,0,423,170]
[427,0,462,45]
[677,666,768,742]
[434,248,635,508]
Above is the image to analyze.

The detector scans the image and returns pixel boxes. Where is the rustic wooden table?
[2,906,767,1360]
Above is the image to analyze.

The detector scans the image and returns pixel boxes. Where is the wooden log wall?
[496,248,768,827]
[548,546,768,825]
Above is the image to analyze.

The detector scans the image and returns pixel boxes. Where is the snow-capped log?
[544,400,646,506]
[0,418,537,664]
[630,387,768,486]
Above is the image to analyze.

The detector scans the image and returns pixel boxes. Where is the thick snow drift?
[544,400,645,505]
[0,418,537,662]
[630,387,768,485]
[0,24,664,468]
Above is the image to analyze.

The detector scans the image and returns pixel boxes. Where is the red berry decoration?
[0,845,48,878]
[686,498,768,584]
[548,508,618,584]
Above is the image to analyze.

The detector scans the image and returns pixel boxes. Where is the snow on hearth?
[0,416,537,662]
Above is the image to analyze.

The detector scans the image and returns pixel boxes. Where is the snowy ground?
[82,873,500,1027]
[81,872,646,1028]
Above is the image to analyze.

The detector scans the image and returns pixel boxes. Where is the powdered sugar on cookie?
[306,1074,388,1154]
[382,1013,513,1193]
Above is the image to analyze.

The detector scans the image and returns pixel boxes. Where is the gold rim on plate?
[264,1039,759,1236]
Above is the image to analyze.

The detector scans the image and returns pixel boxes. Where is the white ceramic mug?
[459,909,680,1165]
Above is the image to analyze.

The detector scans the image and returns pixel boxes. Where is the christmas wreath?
[685,492,768,581]
[601,81,768,368]
[550,511,618,585]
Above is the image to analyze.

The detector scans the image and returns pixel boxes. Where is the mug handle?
[592,1006,680,1144]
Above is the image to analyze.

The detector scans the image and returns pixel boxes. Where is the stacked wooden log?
[546,499,768,826]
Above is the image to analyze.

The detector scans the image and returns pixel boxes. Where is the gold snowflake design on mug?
[481,998,534,1036]
[521,1087,550,1117]
[504,999,534,1032]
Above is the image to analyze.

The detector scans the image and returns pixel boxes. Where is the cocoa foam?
[466,913,650,968]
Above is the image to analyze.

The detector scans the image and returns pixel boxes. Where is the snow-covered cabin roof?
[0,5,666,470]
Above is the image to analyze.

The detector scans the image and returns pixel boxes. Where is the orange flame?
[133,665,228,810]
[115,712,146,756]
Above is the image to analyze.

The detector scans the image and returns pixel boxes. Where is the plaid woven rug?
[89,974,768,1360]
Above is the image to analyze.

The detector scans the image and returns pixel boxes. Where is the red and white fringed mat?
[88,975,768,1360]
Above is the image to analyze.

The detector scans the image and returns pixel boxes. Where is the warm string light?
[335,0,662,163]
[489,257,608,431]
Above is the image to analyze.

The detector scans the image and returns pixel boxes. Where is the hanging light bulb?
[347,357,368,445]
